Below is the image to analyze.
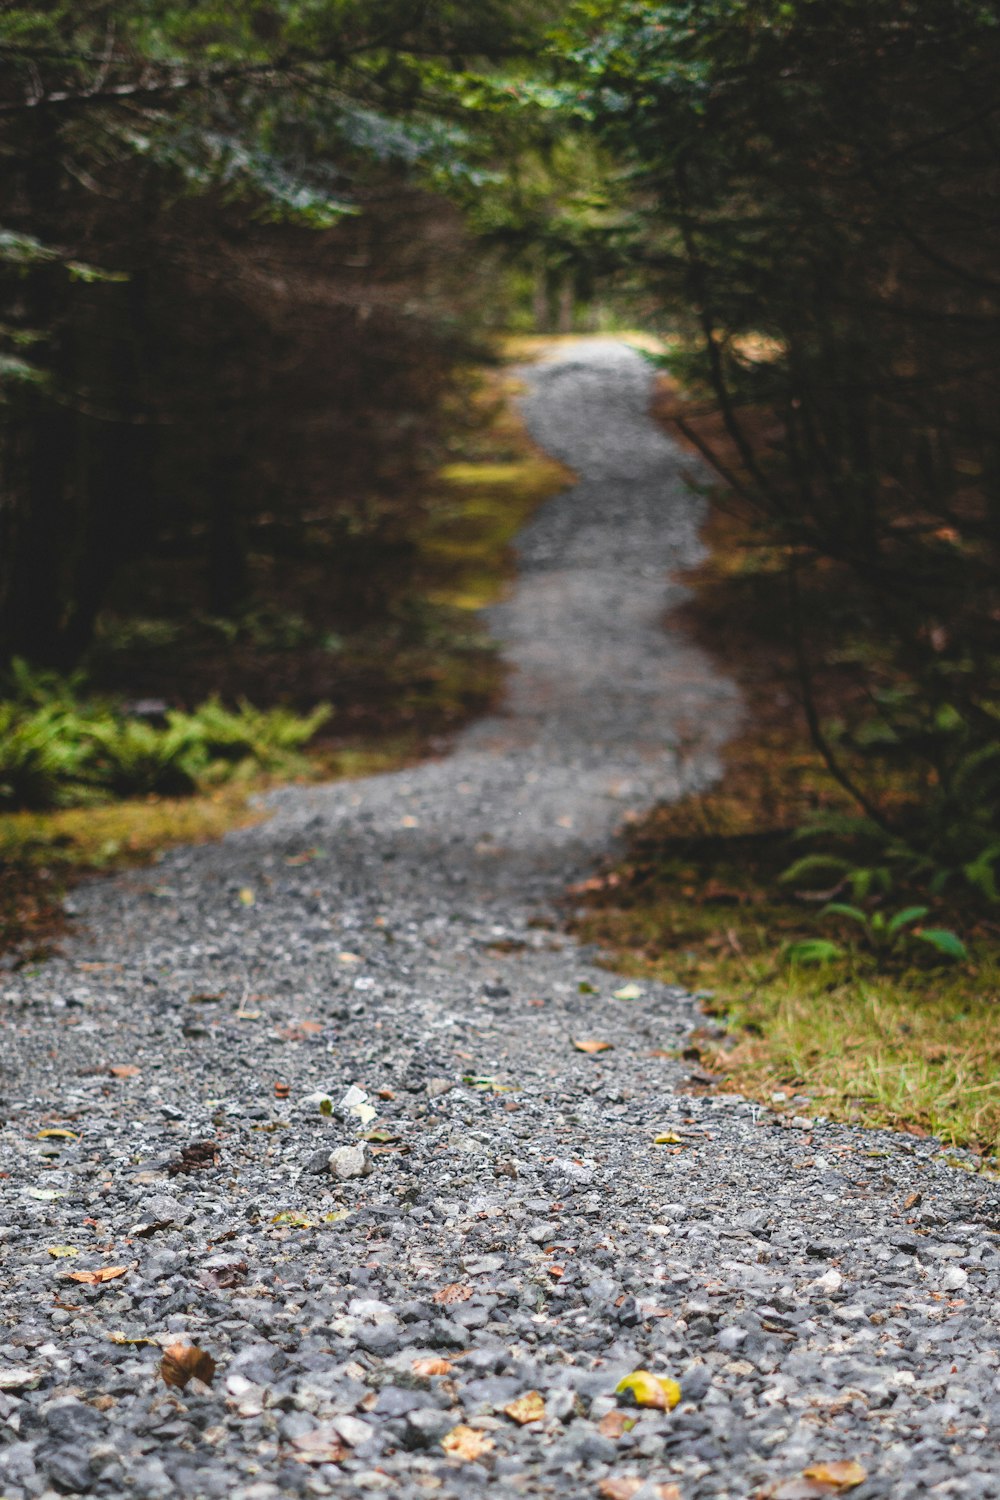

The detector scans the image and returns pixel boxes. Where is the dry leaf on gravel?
[166,1140,219,1176]
[433,1282,473,1306]
[599,1481,643,1500]
[572,1038,613,1054]
[615,1370,682,1410]
[64,1266,128,1285]
[802,1461,867,1490]
[761,1483,835,1500]
[128,1220,173,1238]
[441,1424,494,1462]
[599,1480,681,1500]
[598,1410,636,1439]
[199,1260,247,1290]
[36,1129,78,1140]
[160,1343,217,1389]
[412,1357,452,1377]
[290,1426,349,1464]
[46,1245,79,1258]
[108,1065,140,1078]
[504,1391,545,1424]
[653,1133,683,1146]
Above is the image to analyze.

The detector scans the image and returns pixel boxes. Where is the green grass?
[574,800,1000,1162]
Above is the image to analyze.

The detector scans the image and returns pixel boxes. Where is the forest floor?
[1,341,998,1500]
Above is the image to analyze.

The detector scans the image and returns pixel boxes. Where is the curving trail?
[1,342,997,1500]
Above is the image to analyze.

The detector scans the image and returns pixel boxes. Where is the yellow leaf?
[441,1424,494,1462]
[573,1038,613,1054]
[64,1266,129,1285]
[46,1246,80,1258]
[615,1370,682,1411]
[238,887,255,905]
[108,1331,157,1346]
[802,1461,867,1490]
[36,1129,78,1140]
[271,1212,314,1228]
[504,1390,546,1425]
[653,1132,683,1146]
[160,1343,217,1389]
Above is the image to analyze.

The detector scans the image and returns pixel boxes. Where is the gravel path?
[2,341,998,1500]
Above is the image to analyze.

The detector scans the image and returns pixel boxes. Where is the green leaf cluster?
[0,662,330,808]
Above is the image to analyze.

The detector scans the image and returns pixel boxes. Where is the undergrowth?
[572,376,1000,1163]
[571,756,1000,1160]
[0,346,570,964]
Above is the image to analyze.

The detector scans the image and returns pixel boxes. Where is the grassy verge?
[571,374,1000,1165]
[0,348,571,965]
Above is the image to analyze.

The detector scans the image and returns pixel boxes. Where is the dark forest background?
[1,0,998,906]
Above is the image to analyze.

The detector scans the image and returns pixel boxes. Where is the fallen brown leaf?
[433,1282,473,1306]
[290,1426,349,1464]
[598,1410,635,1439]
[802,1461,867,1491]
[572,1038,614,1055]
[64,1266,129,1285]
[166,1140,219,1176]
[273,1081,290,1099]
[441,1424,494,1462]
[199,1260,248,1290]
[412,1357,452,1377]
[160,1343,217,1389]
[108,1065,140,1079]
[599,1482,678,1500]
[598,1480,642,1500]
[128,1220,173,1239]
[504,1390,545,1425]
[761,1482,831,1500]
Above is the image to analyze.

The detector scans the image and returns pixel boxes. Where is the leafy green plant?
[85,718,201,798]
[0,671,331,810]
[0,703,92,809]
[783,937,845,966]
[820,902,967,963]
[170,699,332,780]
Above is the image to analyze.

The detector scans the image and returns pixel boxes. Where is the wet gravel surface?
[2,342,999,1500]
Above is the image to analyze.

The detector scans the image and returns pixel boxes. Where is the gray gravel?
[2,340,998,1500]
